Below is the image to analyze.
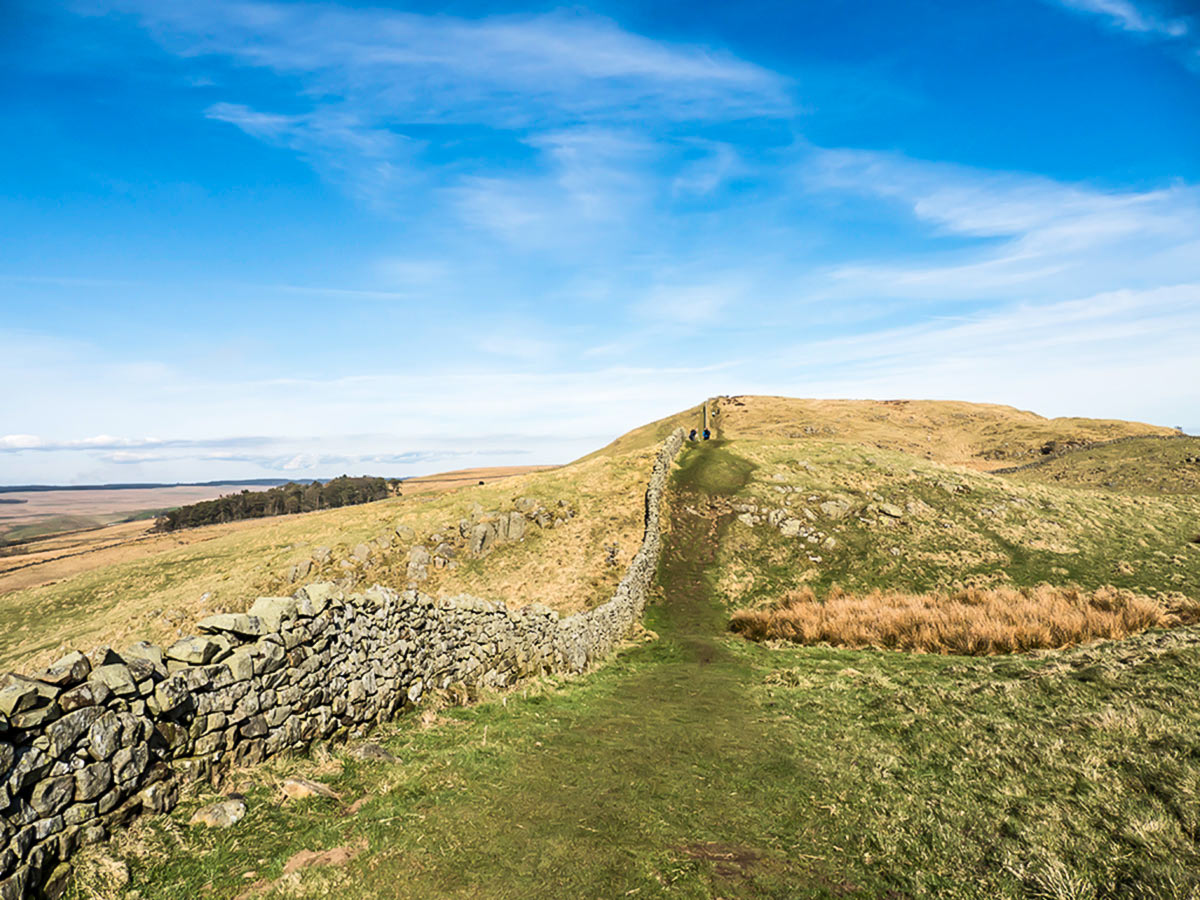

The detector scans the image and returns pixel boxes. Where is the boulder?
[408,546,432,566]
[469,523,496,556]
[350,742,397,763]
[297,582,338,615]
[287,559,312,583]
[151,676,191,716]
[818,499,852,519]
[507,511,526,541]
[121,643,166,678]
[112,744,149,784]
[280,776,340,802]
[352,543,372,563]
[878,503,904,519]
[312,546,332,564]
[0,676,41,717]
[779,518,805,537]
[226,648,256,682]
[86,711,121,761]
[85,647,121,670]
[47,707,104,757]
[189,797,247,828]
[394,524,416,543]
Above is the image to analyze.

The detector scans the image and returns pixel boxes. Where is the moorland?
[8,396,1197,899]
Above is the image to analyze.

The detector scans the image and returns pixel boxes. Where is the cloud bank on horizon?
[1,0,1197,483]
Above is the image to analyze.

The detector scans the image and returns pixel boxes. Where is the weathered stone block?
[89,664,137,696]
[112,744,148,785]
[165,637,222,666]
[46,708,103,758]
[0,676,42,717]
[150,676,191,717]
[122,643,167,679]
[85,711,121,762]
[32,651,90,688]
[240,715,268,739]
[31,776,74,817]
[73,761,111,802]
[248,597,299,633]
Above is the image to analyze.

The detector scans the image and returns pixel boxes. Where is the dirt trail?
[338,442,831,898]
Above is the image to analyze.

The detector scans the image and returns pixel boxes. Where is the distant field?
[0,483,278,544]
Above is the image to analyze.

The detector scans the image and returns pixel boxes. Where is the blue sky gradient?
[2,0,1198,483]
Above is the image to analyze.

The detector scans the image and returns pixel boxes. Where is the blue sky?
[2,0,1198,484]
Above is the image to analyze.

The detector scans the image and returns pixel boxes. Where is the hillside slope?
[710,395,1177,470]
[1004,435,1200,493]
[0,448,657,673]
[2,395,1190,674]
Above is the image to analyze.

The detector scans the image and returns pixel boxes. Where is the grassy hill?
[0,447,657,673]
[1004,435,1200,493]
[710,395,1178,469]
[3,396,1192,674]
[711,437,1198,611]
[64,426,1200,900]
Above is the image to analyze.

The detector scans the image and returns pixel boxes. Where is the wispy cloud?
[1050,0,1199,71]
[800,148,1200,303]
[96,0,789,207]
[116,2,788,123]
[1056,0,1189,38]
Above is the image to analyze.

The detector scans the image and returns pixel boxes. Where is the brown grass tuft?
[730,584,1200,654]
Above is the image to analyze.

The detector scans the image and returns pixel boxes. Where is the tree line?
[152,475,396,532]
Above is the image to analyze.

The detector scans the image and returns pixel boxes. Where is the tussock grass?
[730,584,1200,654]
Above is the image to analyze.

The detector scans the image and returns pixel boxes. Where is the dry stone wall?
[0,428,685,899]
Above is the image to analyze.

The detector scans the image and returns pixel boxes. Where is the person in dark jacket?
[689,429,698,441]
[703,428,711,440]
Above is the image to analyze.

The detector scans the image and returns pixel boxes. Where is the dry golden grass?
[712,396,1175,471]
[0,450,651,673]
[730,584,1200,654]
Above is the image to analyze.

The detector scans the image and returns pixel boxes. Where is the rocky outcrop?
[283,496,575,588]
[0,428,685,898]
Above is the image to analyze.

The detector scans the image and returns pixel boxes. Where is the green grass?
[714,439,1200,609]
[1006,436,1200,494]
[68,442,1200,899]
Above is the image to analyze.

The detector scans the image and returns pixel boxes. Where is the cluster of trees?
[153,476,395,532]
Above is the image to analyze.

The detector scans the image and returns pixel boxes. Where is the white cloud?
[0,435,43,450]
[89,1,790,218]
[1056,0,1189,38]
[205,102,415,205]
[114,2,788,125]
[281,453,316,471]
[800,148,1200,304]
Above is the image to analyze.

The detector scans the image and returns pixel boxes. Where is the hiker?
[689,429,698,441]
[703,428,711,440]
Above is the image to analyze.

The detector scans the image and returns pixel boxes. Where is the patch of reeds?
[729,584,1200,654]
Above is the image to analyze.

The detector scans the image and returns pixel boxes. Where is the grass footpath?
[75,443,1200,899]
